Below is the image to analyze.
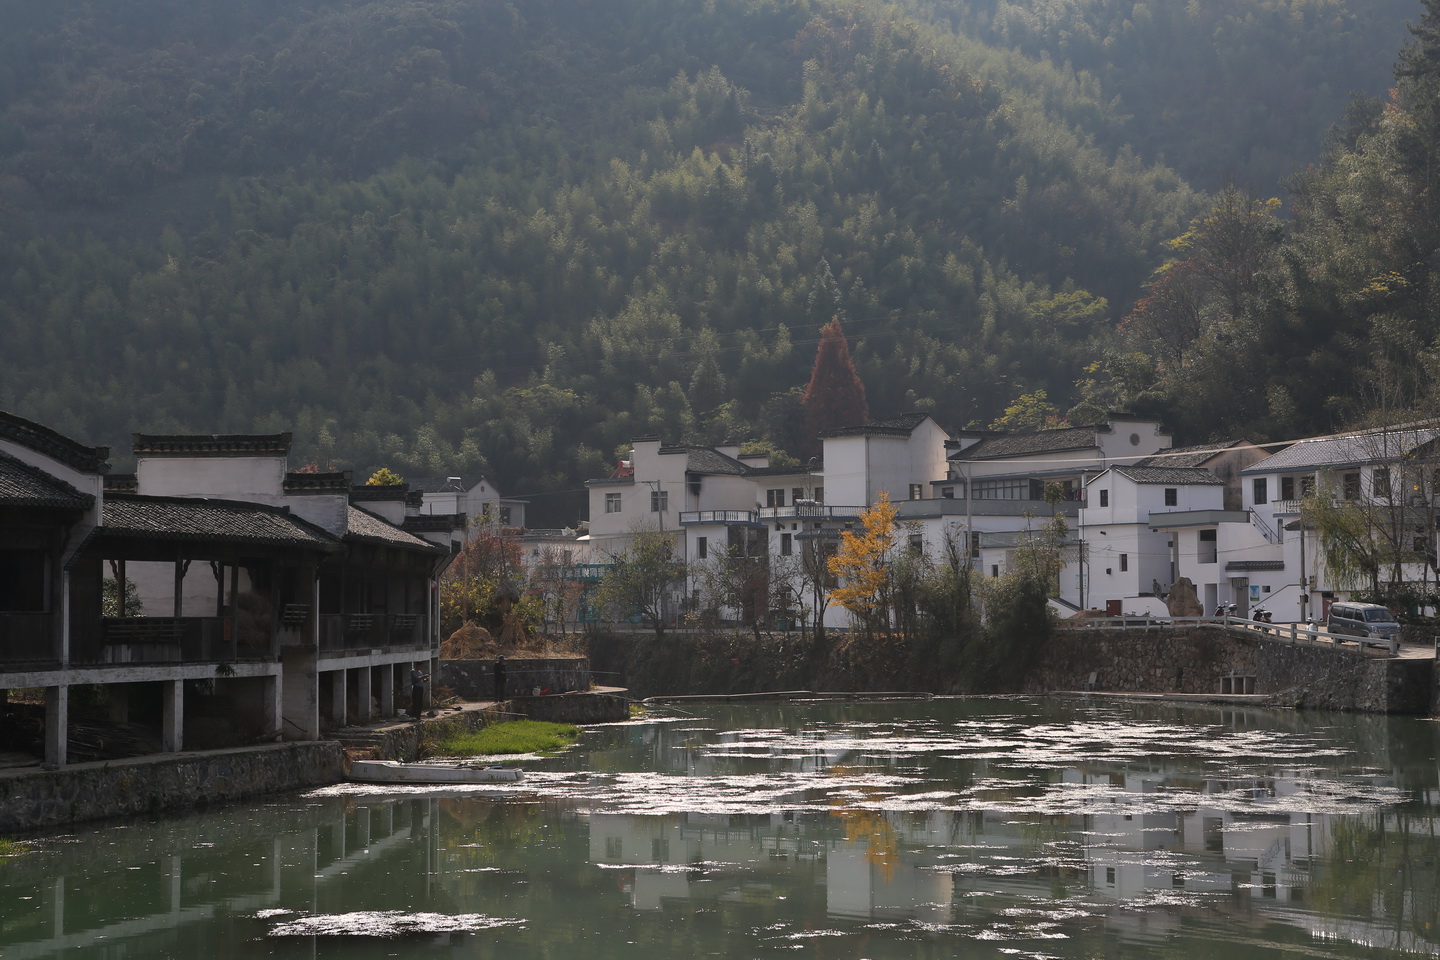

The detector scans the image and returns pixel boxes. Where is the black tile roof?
[824,412,936,438]
[99,495,337,549]
[951,425,1102,461]
[657,444,749,476]
[1240,426,1440,474]
[0,410,109,473]
[1135,441,1247,468]
[0,452,94,509]
[1112,465,1223,485]
[347,504,448,553]
[402,514,466,534]
[131,433,292,457]
[284,472,351,492]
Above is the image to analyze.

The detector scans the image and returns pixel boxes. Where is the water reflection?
[3,698,1439,958]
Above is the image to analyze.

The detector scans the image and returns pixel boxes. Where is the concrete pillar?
[161,679,183,752]
[281,646,320,741]
[108,685,130,723]
[330,670,347,726]
[262,674,281,739]
[356,666,373,721]
[378,663,395,717]
[44,685,68,767]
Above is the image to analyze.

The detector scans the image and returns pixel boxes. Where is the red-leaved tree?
[801,318,868,458]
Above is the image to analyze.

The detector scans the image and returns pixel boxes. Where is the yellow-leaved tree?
[827,491,898,636]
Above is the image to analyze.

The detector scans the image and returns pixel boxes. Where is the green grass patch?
[434,720,581,757]
[0,838,25,857]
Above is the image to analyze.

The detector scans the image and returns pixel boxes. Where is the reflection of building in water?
[0,798,436,959]
[1063,765,1336,904]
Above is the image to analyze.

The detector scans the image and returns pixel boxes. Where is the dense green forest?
[0,0,1424,522]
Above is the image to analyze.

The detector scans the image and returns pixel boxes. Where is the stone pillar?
[161,679,183,752]
[330,670,348,726]
[378,663,395,717]
[44,685,68,767]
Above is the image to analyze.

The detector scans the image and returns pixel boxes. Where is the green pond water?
[4,696,1440,958]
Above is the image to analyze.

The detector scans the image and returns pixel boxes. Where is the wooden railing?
[81,617,242,665]
[318,613,426,655]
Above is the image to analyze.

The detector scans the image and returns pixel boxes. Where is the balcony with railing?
[68,617,250,666]
[318,613,426,656]
[680,504,865,525]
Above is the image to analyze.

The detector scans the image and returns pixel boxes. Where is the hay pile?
[440,621,496,659]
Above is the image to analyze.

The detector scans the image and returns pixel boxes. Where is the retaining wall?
[0,742,341,834]
[508,691,629,723]
[1026,627,1433,713]
[439,657,590,701]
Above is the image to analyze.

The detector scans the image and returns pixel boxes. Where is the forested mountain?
[0,0,1419,523]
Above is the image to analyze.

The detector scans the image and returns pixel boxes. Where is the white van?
[1326,602,1401,646]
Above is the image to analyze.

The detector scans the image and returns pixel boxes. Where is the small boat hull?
[347,760,523,784]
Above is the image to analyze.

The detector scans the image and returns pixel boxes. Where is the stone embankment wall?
[439,657,590,700]
[437,658,627,723]
[508,691,629,723]
[0,742,340,834]
[1026,627,1433,713]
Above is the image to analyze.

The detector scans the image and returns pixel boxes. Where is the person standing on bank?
[494,655,507,702]
[410,665,429,721]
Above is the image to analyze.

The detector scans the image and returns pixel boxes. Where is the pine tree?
[801,318,868,459]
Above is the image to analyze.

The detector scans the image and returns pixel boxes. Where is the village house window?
[766,488,785,508]
[941,486,955,499]
[970,532,981,558]
[780,533,792,556]
[909,483,923,500]
[814,487,824,503]
[1280,476,1295,500]
[1343,473,1361,500]
[651,490,668,513]
[605,493,622,514]
[792,487,804,503]
[696,536,707,559]
[1120,553,1128,572]
[1099,489,1109,507]
[1164,488,1178,506]
[1199,529,1217,564]
[975,478,1029,500]
[1253,478,1268,505]
[499,507,512,525]
[1374,467,1392,500]
[990,564,1000,577]
[1301,475,1316,497]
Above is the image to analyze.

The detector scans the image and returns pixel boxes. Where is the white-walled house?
[410,475,526,531]
[1231,425,1440,623]
[908,417,1173,605]
[1081,465,1226,615]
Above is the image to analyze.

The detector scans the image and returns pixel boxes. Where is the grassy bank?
[431,720,580,757]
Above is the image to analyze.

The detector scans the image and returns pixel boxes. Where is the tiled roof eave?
[344,531,450,555]
[92,525,341,551]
